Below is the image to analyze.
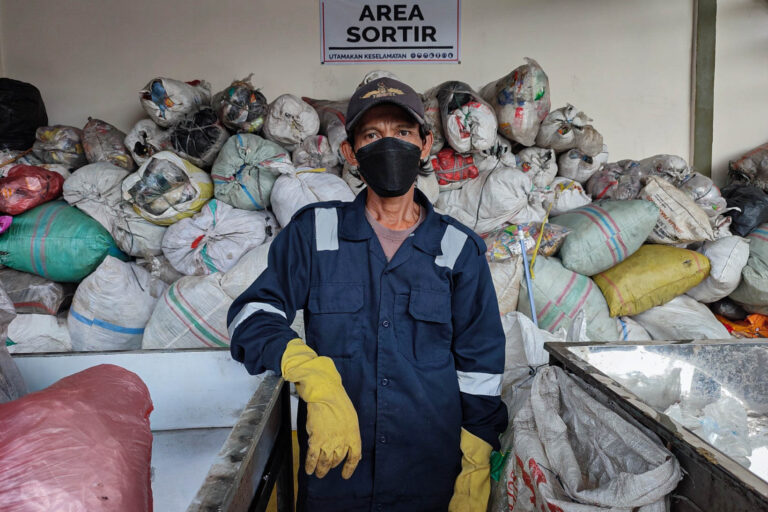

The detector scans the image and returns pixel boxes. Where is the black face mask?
[355,137,422,198]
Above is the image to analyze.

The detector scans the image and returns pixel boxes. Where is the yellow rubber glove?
[448,428,493,512]
[280,338,362,480]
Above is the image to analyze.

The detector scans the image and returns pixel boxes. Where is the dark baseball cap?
[345,77,426,133]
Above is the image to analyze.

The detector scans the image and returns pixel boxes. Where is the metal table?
[546,340,768,512]
[15,349,294,512]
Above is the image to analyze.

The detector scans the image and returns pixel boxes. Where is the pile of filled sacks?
[0,63,765,356]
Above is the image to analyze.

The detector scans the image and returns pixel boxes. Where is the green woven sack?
[211,134,291,210]
[551,199,660,276]
[730,224,768,309]
[0,201,126,282]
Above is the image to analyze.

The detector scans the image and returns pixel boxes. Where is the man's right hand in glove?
[280,338,362,479]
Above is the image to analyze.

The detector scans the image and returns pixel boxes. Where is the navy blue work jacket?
[228,188,507,512]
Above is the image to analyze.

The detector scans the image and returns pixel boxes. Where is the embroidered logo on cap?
[361,82,405,99]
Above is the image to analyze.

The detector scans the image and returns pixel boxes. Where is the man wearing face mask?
[228,77,507,512]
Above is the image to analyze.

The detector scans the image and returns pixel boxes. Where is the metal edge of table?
[544,340,768,511]
[186,373,293,512]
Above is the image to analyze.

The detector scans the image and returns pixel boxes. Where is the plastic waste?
[0,364,153,511]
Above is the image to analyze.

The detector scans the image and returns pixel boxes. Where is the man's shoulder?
[289,199,353,224]
[433,211,487,256]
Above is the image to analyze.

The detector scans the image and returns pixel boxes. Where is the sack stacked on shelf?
[82,117,135,170]
[139,77,211,127]
[211,134,292,210]
[437,81,498,154]
[212,75,268,134]
[68,256,165,351]
[479,58,550,147]
[262,94,320,152]
[122,151,213,225]
[162,200,278,275]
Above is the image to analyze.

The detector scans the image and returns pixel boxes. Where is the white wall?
[0,2,5,77]
[712,0,768,184]
[2,0,694,167]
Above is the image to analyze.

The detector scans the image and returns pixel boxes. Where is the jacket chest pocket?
[306,283,364,358]
[395,289,453,366]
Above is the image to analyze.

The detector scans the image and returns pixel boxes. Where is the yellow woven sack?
[594,244,710,317]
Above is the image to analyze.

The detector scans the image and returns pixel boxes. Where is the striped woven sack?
[142,273,231,349]
[518,256,619,341]
[0,201,126,282]
[551,199,659,276]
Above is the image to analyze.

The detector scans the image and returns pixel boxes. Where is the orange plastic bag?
[0,364,154,511]
[0,164,64,215]
[716,313,768,339]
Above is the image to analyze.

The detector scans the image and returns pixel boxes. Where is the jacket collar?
[339,187,444,256]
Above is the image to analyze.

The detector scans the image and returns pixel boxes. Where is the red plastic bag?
[430,147,479,186]
[0,364,154,511]
[0,164,64,215]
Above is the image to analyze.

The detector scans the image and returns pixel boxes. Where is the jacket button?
[379,435,387,443]
[381,378,389,386]
[382,320,390,328]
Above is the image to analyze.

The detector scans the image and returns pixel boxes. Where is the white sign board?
[320,1,461,64]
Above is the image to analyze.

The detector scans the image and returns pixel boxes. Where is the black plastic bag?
[710,298,748,321]
[170,107,229,169]
[0,78,48,151]
[721,184,768,236]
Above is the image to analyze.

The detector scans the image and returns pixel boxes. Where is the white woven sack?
[640,176,714,244]
[687,236,750,303]
[262,94,320,152]
[543,177,592,215]
[6,314,71,353]
[142,273,232,349]
[111,203,167,257]
[479,57,551,147]
[221,240,273,299]
[139,78,211,128]
[517,147,557,188]
[557,145,609,183]
[632,295,731,340]
[124,119,172,166]
[435,168,532,235]
[62,162,167,256]
[135,254,185,285]
[162,199,278,275]
[501,366,681,512]
[473,135,517,174]
[616,316,653,342]
[68,256,164,351]
[292,135,339,172]
[490,256,523,316]
[271,169,355,228]
[635,154,692,185]
[62,162,129,231]
[444,100,497,154]
[358,70,400,86]
[535,104,604,156]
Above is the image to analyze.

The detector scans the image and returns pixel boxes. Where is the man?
[228,77,507,511]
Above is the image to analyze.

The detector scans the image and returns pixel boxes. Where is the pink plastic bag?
[0,364,154,511]
[0,215,12,234]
